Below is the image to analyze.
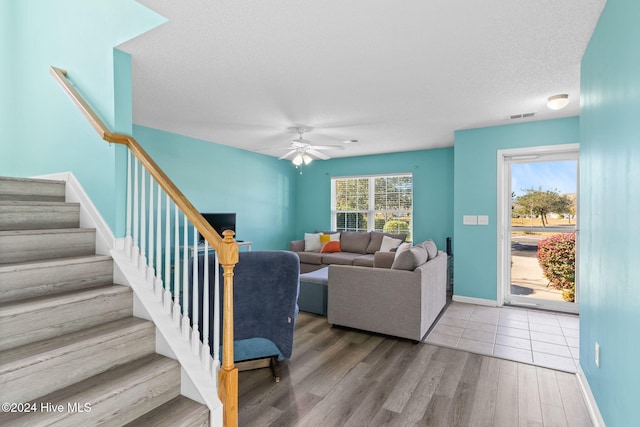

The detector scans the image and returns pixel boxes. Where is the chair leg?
[269,356,281,383]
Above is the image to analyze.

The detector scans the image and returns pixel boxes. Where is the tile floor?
[425,301,580,372]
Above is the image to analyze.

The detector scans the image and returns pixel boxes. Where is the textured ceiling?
[119,0,606,159]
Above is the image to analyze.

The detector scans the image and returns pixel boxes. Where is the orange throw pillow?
[321,241,341,253]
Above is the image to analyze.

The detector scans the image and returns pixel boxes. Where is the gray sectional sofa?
[328,250,447,341]
[293,230,447,341]
[290,230,407,273]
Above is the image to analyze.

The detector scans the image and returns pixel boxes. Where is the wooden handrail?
[51,66,239,426]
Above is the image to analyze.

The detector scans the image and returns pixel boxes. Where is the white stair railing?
[123,154,221,370]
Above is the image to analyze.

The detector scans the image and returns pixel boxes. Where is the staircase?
[0,176,209,426]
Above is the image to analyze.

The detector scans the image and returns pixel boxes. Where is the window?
[331,174,413,241]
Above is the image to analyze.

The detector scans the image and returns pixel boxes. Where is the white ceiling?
[119,0,606,160]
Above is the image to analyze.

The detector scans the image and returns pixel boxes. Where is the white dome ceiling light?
[547,94,570,110]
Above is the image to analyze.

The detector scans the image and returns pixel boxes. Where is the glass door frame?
[496,144,579,314]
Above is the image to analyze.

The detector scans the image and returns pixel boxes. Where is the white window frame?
[331,173,413,237]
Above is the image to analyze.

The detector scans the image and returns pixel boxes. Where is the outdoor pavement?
[511,235,564,301]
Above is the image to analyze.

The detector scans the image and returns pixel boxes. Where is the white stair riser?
[0,286,133,351]
[0,229,96,264]
[0,177,65,202]
[0,256,113,303]
[0,321,156,404]
[0,202,80,231]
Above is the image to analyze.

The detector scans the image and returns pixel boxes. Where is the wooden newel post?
[218,230,239,427]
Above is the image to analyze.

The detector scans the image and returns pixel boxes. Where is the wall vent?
[510,112,535,120]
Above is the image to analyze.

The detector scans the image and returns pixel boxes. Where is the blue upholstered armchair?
[189,250,300,380]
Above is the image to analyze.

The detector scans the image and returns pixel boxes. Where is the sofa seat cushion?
[297,251,325,265]
[233,337,284,361]
[353,254,375,267]
[321,252,362,265]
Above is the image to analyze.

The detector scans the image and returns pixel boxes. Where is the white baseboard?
[32,172,115,255]
[452,295,498,307]
[576,371,606,427]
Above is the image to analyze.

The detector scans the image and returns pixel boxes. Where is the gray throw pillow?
[391,246,428,270]
[417,239,438,260]
[340,231,371,254]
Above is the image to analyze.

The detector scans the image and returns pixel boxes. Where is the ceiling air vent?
[510,112,535,120]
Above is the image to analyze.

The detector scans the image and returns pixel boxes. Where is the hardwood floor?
[238,312,592,427]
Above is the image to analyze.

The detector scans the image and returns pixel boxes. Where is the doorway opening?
[497,144,579,314]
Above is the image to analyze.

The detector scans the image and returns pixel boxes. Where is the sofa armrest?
[373,251,395,269]
[290,239,305,252]
[415,251,448,333]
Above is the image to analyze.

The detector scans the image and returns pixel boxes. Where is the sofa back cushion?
[366,231,407,253]
[340,231,371,254]
[391,246,428,270]
[416,239,438,260]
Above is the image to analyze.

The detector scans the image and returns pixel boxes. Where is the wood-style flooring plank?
[557,371,594,427]
[295,362,371,427]
[237,312,593,427]
[432,346,470,398]
[493,358,520,427]
[537,367,569,427]
[398,357,447,423]
[445,353,483,427]
[382,343,438,413]
[468,356,500,427]
[518,362,544,426]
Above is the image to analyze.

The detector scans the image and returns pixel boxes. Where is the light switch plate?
[477,215,489,225]
[463,215,477,225]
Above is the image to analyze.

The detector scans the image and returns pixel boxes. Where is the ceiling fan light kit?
[292,152,313,166]
[279,126,345,170]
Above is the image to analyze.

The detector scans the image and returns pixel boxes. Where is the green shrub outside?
[537,233,576,302]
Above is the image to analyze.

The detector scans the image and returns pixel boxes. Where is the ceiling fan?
[278,126,344,166]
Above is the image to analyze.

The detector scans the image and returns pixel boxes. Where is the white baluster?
[155,186,163,301]
[125,150,133,256]
[213,251,220,366]
[139,169,147,271]
[182,216,190,341]
[192,228,200,354]
[164,196,172,313]
[173,205,181,326]
[202,240,211,370]
[132,158,140,263]
[147,176,155,284]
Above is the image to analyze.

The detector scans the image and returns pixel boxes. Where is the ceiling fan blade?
[306,149,330,160]
[279,150,298,160]
[309,144,345,150]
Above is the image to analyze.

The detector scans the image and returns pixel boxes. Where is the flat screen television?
[200,213,236,241]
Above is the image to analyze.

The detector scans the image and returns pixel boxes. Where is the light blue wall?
[580,1,640,425]
[132,125,297,251]
[294,148,454,249]
[3,0,163,231]
[453,118,579,301]
[0,0,16,173]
